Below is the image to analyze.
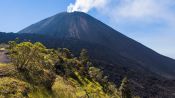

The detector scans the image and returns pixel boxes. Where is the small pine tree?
[119,77,132,98]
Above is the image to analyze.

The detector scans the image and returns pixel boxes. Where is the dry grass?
[0,77,30,98]
[52,75,113,98]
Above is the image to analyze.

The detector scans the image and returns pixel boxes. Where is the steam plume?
[67,0,107,13]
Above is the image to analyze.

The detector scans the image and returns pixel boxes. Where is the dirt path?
[0,49,10,63]
[0,49,13,77]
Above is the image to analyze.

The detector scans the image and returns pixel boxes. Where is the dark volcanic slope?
[18,12,175,79]
[19,12,120,45]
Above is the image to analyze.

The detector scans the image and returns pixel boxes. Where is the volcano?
[13,11,175,97]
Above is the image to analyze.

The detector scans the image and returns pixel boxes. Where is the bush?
[8,41,56,89]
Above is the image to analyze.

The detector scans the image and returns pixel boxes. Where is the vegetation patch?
[0,41,133,98]
[0,63,9,67]
[0,77,30,98]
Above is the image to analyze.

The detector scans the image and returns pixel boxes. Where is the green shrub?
[8,41,56,89]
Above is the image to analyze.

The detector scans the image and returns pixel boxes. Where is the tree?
[79,49,89,64]
[57,48,73,59]
[8,41,56,89]
[88,67,103,81]
[8,42,47,70]
[119,77,132,98]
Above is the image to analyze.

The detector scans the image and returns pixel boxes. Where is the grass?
[0,77,31,98]
[0,63,16,76]
[52,76,78,98]
[29,87,53,98]
[0,63,12,67]
[0,63,120,98]
[0,63,7,67]
[0,48,5,51]
[52,74,114,98]
[0,74,116,98]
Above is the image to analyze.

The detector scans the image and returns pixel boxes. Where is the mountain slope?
[18,12,175,79]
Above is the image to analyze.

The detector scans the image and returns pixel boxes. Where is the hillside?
[0,41,131,98]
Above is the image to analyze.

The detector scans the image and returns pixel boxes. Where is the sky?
[0,0,175,59]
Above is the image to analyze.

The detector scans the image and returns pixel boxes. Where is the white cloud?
[67,0,175,24]
[112,0,159,19]
[67,0,107,13]
[101,0,175,24]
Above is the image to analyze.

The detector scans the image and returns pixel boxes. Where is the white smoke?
[67,0,107,13]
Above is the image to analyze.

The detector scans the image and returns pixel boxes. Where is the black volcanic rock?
[18,12,175,79]
[19,12,121,45]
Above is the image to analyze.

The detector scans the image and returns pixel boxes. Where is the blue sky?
[0,0,175,59]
